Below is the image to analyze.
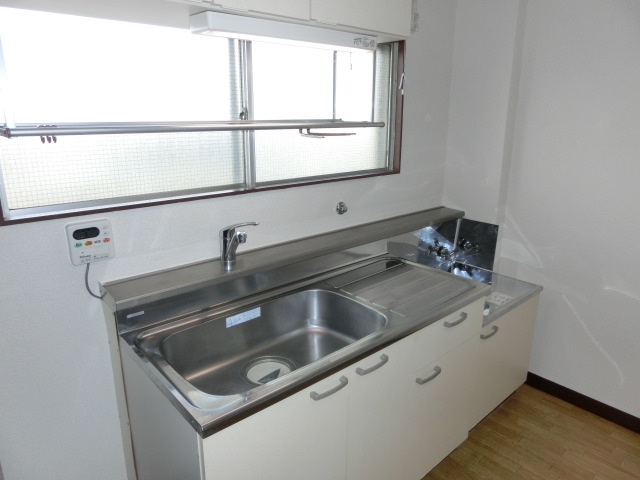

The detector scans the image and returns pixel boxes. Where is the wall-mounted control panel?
[66,219,115,265]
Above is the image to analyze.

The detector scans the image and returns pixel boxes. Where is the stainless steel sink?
[136,289,387,397]
[118,254,488,436]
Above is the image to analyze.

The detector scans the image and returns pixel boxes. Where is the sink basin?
[136,289,387,397]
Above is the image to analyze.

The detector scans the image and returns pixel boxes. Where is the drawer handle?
[444,311,468,328]
[415,366,442,385]
[310,376,349,401]
[480,325,499,340]
[356,354,389,376]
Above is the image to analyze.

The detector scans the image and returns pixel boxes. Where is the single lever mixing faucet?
[220,222,259,272]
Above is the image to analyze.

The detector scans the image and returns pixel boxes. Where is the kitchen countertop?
[482,272,543,325]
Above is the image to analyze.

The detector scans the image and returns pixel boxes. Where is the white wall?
[502,0,640,417]
[443,0,522,225]
[445,0,640,418]
[0,1,458,479]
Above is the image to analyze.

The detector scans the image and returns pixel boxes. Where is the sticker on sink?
[226,307,261,327]
[487,292,513,307]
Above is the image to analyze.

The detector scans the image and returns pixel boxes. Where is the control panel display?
[66,220,115,265]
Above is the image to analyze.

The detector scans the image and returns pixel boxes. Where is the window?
[0,7,401,222]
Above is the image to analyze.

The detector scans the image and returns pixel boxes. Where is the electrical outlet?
[66,219,115,265]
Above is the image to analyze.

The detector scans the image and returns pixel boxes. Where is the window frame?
[0,27,405,226]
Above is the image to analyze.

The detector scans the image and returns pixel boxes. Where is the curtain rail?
[0,120,384,138]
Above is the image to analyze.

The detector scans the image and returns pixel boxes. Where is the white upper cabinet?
[202,0,413,38]
[311,0,413,38]
[211,0,310,20]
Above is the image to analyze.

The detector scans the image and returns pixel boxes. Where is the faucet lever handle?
[220,222,260,243]
[231,221,259,229]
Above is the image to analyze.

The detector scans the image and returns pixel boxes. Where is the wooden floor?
[422,384,640,480]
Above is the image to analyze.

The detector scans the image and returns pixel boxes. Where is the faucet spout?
[220,222,259,272]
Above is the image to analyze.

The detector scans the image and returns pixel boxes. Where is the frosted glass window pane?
[0,7,234,123]
[0,132,244,211]
[254,129,387,183]
[251,43,334,119]
[0,8,244,217]
[255,45,391,184]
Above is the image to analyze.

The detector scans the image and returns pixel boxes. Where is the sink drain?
[245,357,295,385]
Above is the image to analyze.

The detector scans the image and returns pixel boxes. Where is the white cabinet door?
[468,295,540,428]
[213,0,310,20]
[347,336,413,480]
[311,0,413,38]
[201,368,349,480]
[404,337,477,480]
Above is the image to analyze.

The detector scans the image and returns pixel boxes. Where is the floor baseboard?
[526,372,640,434]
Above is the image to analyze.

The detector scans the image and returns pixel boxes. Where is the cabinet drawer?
[412,297,485,370]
